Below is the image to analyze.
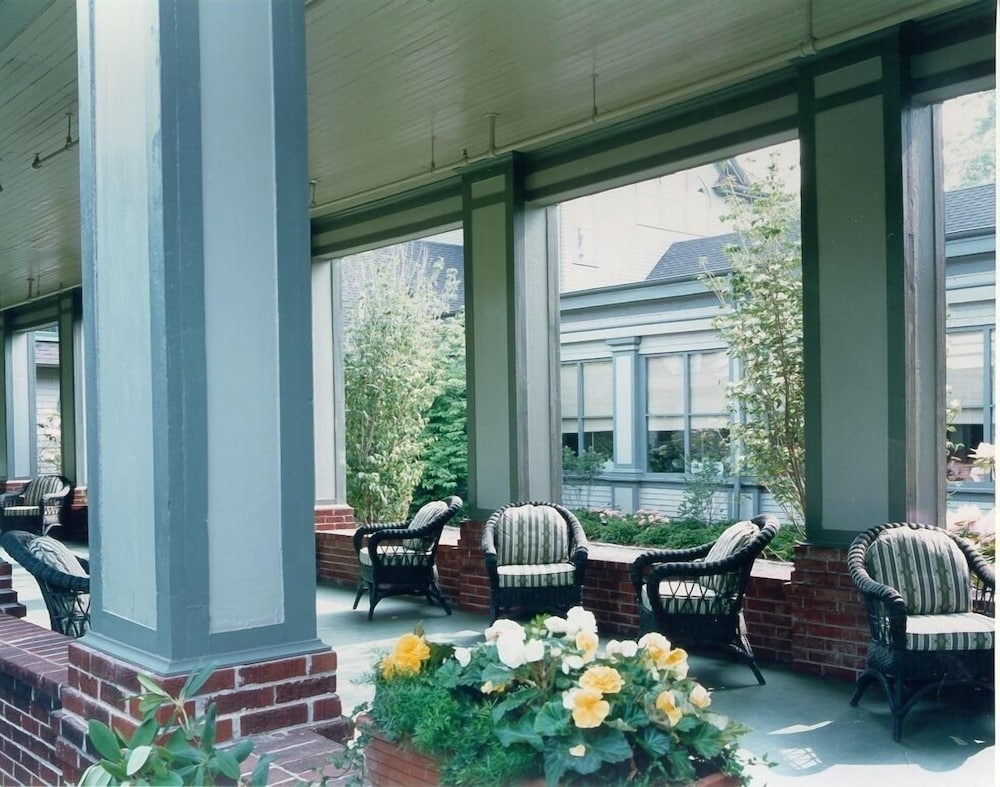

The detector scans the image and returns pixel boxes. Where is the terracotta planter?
[361,720,740,787]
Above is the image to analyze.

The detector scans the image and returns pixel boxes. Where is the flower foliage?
[947,442,996,562]
[701,157,805,525]
[368,609,750,786]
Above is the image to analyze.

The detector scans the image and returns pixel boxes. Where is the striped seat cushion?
[22,476,67,507]
[906,612,994,651]
[3,506,50,517]
[496,505,570,566]
[359,546,432,567]
[497,562,576,588]
[868,527,972,614]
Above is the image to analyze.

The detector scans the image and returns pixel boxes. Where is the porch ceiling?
[0,0,979,312]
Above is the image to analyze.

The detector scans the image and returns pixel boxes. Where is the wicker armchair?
[0,475,73,535]
[0,530,90,638]
[630,515,779,685]
[847,522,995,741]
[482,501,589,623]
[352,496,462,620]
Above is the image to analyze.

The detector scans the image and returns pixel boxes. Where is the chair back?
[22,475,70,506]
[866,525,972,614]
[494,503,571,566]
[700,519,762,593]
[403,499,451,550]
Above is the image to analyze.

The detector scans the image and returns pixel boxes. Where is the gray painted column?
[72,316,87,487]
[311,258,346,505]
[800,39,942,546]
[6,331,33,478]
[77,0,322,673]
[57,293,77,484]
[464,155,560,516]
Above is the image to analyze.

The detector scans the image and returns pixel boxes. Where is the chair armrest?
[352,521,407,553]
[0,491,24,508]
[630,544,713,593]
[42,491,70,505]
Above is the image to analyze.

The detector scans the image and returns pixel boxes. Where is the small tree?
[677,451,727,525]
[702,158,805,525]
[343,246,458,523]
[562,446,608,509]
[411,310,468,513]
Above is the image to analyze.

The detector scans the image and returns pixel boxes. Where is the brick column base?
[785,543,869,680]
[0,559,26,619]
[56,643,347,784]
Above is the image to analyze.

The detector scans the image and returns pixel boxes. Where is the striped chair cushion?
[868,527,971,614]
[359,546,432,568]
[27,536,88,578]
[3,506,48,518]
[497,562,576,588]
[403,500,448,549]
[23,476,67,507]
[699,520,759,593]
[496,505,569,566]
[905,612,994,651]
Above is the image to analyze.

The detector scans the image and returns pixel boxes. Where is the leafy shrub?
[574,508,801,562]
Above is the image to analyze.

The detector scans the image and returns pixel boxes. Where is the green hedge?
[573,508,801,562]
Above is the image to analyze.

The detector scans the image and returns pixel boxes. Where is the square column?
[77,0,324,672]
[799,35,943,546]
[463,154,560,516]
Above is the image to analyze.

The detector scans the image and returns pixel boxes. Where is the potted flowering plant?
[361,607,751,786]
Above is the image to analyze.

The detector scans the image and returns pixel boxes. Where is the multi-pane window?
[647,351,729,474]
[947,328,995,482]
[561,360,614,457]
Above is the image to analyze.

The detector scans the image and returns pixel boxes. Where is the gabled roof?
[944,184,996,236]
[646,185,995,283]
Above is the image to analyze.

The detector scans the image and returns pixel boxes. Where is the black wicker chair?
[482,501,589,623]
[0,474,73,535]
[0,530,90,638]
[847,521,995,741]
[630,515,779,685]
[352,495,462,620]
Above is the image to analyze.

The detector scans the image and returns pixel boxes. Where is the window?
[647,351,729,474]
[947,328,994,482]
[561,360,613,458]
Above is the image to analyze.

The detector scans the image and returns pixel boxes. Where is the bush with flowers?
[946,441,996,563]
[364,608,751,786]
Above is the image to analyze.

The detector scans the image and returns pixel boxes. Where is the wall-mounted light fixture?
[32,113,78,169]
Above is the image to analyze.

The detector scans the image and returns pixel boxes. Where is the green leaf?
[229,738,254,762]
[532,699,570,738]
[180,662,217,701]
[490,688,538,723]
[637,725,674,758]
[577,727,631,766]
[130,716,159,748]
[493,715,543,750]
[137,694,168,717]
[200,703,217,752]
[213,749,242,779]
[79,763,114,787]
[125,745,153,776]
[136,673,170,698]
[87,720,122,762]
[159,771,184,786]
[249,754,273,787]
[98,759,129,783]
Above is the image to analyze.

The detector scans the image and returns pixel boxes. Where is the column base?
[314,503,355,532]
[57,641,346,783]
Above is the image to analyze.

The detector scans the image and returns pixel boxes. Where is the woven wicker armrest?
[630,544,713,592]
[352,521,407,553]
[0,490,24,508]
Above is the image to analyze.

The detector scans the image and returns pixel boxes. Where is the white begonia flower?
[544,616,569,635]
[550,646,563,658]
[569,744,586,757]
[606,640,622,657]
[454,647,472,667]
[524,638,545,663]
[485,618,526,642]
[496,633,528,669]
[618,640,638,658]
[562,654,585,673]
[566,606,597,635]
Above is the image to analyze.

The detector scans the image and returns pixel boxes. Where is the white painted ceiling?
[0,0,979,311]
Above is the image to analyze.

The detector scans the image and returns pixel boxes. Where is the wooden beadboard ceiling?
[0,0,978,312]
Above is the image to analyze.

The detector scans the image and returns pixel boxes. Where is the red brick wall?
[785,543,869,680]
[0,615,69,786]
[316,520,805,665]
[0,560,26,619]
[315,503,355,533]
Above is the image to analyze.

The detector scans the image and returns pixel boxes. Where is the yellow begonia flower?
[665,647,689,678]
[389,633,430,676]
[580,665,624,695]
[575,630,599,663]
[638,632,673,669]
[563,687,610,728]
[655,689,683,727]
[689,683,712,709]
